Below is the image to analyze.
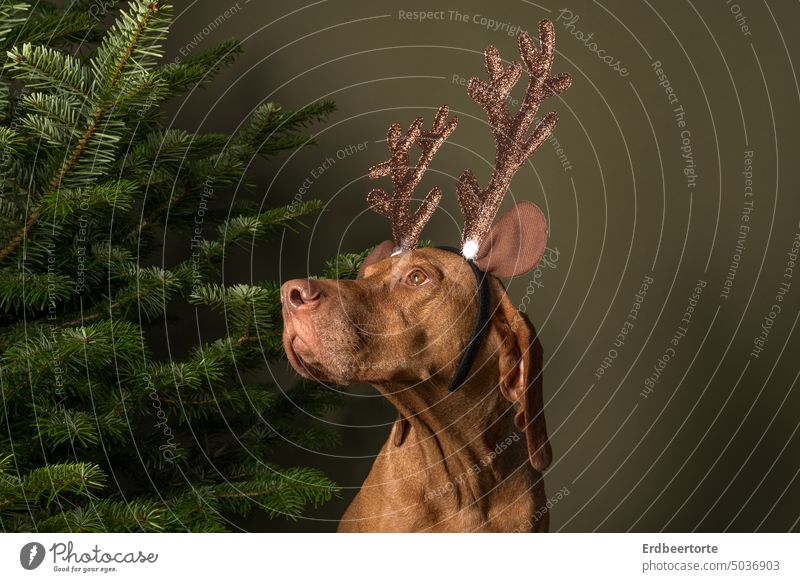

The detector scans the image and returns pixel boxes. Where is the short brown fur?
[281,246,551,532]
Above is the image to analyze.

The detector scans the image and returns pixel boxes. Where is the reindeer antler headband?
[367,106,458,255]
[367,19,572,262]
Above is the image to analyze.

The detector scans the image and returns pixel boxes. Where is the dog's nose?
[281,279,322,312]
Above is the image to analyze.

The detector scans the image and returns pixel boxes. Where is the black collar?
[435,246,491,391]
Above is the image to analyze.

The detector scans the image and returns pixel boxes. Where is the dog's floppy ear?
[357,240,395,279]
[495,290,552,471]
[473,201,548,278]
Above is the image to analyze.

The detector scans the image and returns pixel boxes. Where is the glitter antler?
[367,105,459,253]
[457,19,572,259]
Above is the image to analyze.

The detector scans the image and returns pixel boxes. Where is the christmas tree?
[0,0,362,532]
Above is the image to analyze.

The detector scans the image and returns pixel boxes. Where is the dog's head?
[281,203,552,471]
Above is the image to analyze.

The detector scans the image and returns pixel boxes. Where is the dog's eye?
[405,269,428,286]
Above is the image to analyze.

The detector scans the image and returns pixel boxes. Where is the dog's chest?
[341,437,542,532]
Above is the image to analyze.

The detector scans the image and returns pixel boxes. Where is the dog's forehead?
[361,247,469,279]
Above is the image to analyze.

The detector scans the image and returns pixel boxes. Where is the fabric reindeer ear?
[472,201,548,278]
[495,290,552,472]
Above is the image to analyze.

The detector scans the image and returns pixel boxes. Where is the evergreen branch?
[112,263,184,319]
[1,319,144,396]
[213,465,337,518]
[0,125,25,152]
[236,100,335,157]
[266,422,342,451]
[0,460,107,510]
[91,0,169,95]
[21,91,84,130]
[157,38,243,93]
[39,179,137,223]
[11,109,110,253]
[4,43,91,98]
[168,201,324,292]
[0,2,29,51]
[218,200,324,245]
[36,498,171,532]
[189,283,278,342]
[33,503,104,532]
[35,407,128,448]
[0,2,172,262]
[0,204,42,262]
[127,184,191,239]
[2,10,97,50]
[0,111,102,262]
[0,269,73,312]
[50,113,102,192]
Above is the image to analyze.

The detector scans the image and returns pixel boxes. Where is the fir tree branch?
[106,3,158,90]
[128,184,191,239]
[50,114,102,192]
[4,43,91,99]
[1,2,169,263]
[0,113,100,262]
[2,11,97,51]
[0,205,39,262]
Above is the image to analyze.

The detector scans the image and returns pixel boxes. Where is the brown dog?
[281,19,570,532]
[282,241,551,532]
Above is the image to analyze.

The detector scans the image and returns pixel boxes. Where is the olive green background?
[158,0,800,532]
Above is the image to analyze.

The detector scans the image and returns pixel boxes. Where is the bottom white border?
[1,533,797,581]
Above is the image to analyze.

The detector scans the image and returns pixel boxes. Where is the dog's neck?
[374,363,525,505]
